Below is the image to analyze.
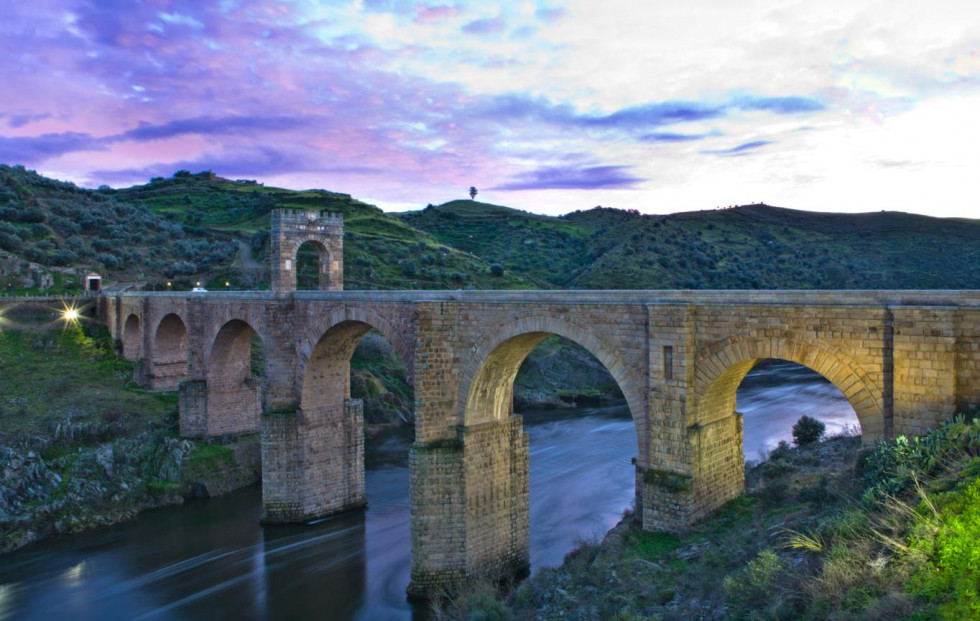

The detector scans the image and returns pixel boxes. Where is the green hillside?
[400,202,980,290]
[0,166,535,292]
[3,164,979,293]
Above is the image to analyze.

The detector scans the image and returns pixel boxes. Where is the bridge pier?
[408,415,529,598]
[261,399,366,523]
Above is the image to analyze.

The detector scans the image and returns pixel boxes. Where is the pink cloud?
[415,5,458,23]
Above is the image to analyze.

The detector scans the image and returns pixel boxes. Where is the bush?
[793,415,826,446]
[0,232,23,252]
[723,548,784,609]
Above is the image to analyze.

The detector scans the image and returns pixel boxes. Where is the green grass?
[0,323,175,440]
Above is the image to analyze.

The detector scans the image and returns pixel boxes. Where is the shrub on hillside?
[793,415,826,446]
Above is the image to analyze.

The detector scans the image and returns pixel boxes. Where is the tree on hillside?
[469,186,478,200]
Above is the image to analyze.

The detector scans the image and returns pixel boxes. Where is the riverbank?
[0,325,262,555]
[444,416,980,620]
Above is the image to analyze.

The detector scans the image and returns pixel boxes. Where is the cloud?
[6,113,52,129]
[91,144,373,185]
[641,132,710,143]
[702,140,773,156]
[735,96,825,114]
[535,7,565,23]
[116,116,316,142]
[492,165,643,191]
[591,101,725,128]
[415,5,458,23]
[0,132,104,162]
[462,16,506,35]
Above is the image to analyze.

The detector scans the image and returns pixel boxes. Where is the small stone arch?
[297,306,415,390]
[458,314,646,443]
[151,313,188,390]
[122,313,141,360]
[190,319,265,437]
[693,335,883,441]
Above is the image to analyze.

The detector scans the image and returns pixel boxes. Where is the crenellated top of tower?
[271,209,343,229]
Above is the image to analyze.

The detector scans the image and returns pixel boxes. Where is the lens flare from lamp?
[59,301,81,327]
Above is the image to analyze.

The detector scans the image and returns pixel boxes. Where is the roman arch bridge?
[99,210,980,596]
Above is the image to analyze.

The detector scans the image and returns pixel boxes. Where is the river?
[0,361,858,620]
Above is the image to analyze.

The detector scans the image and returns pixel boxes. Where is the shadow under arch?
[152,312,188,390]
[122,313,141,360]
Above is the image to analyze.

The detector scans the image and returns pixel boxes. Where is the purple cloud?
[703,140,773,156]
[641,132,709,143]
[116,116,316,142]
[6,113,52,129]
[416,5,458,23]
[591,101,725,127]
[462,16,506,35]
[475,95,724,131]
[735,96,825,114]
[0,132,104,163]
[536,7,566,22]
[492,165,643,191]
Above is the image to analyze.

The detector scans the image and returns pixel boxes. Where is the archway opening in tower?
[295,240,327,291]
[473,332,638,572]
[737,360,862,462]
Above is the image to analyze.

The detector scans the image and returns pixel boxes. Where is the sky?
[1,0,978,218]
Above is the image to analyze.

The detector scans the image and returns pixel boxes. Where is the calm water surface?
[0,362,856,620]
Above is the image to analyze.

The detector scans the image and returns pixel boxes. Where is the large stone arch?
[121,313,141,360]
[457,314,646,436]
[181,319,265,438]
[151,313,188,390]
[413,314,644,593]
[680,334,885,525]
[693,335,883,440]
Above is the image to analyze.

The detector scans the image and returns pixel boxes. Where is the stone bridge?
[96,210,980,596]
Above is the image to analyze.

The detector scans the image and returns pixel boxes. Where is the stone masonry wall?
[409,440,467,597]
[956,309,980,413]
[463,416,529,578]
[892,307,957,436]
[261,409,304,522]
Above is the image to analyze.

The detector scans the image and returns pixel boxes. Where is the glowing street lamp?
[59,300,82,327]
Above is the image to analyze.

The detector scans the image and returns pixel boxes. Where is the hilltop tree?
[469,186,478,200]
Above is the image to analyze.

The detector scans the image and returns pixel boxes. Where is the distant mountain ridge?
[2,164,980,294]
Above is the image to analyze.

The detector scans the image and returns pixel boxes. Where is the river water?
[0,362,858,620]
